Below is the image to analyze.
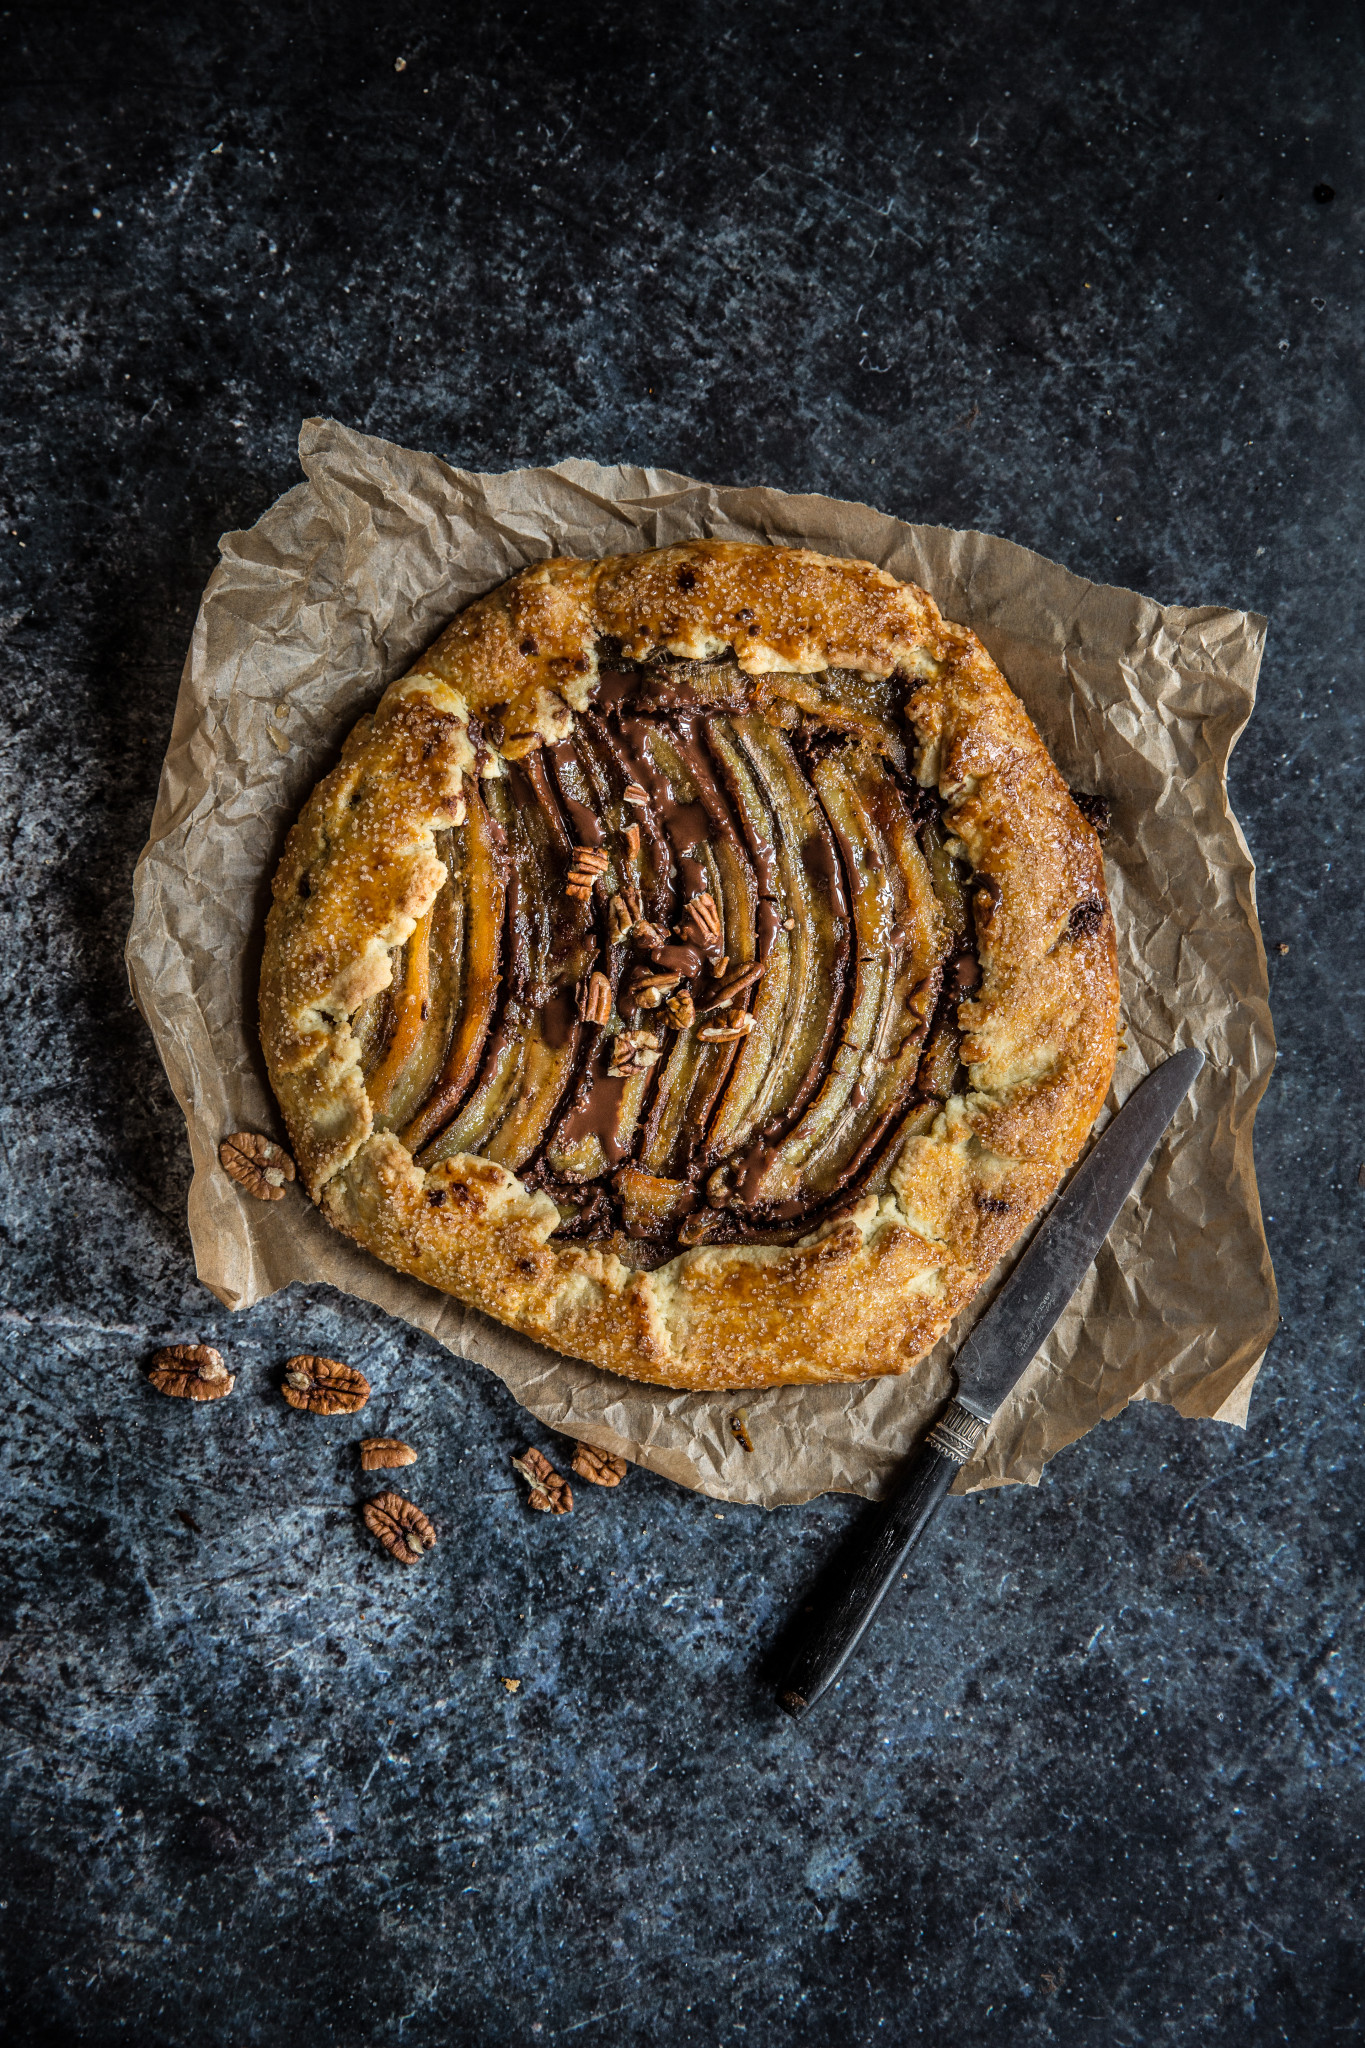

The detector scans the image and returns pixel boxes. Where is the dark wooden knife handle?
[778,1400,987,1718]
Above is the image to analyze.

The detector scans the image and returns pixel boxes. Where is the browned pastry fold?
[260,542,1118,1392]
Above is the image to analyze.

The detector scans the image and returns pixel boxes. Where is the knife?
[777,1046,1205,1718]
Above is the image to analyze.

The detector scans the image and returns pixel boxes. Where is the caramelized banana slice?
[740,748,891,1204]
[401,779,504,1154]
[728,717,849,1139]
[417,775,546,1164]
[799,754,948,1197]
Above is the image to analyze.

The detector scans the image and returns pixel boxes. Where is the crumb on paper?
[500,1676,521,1694]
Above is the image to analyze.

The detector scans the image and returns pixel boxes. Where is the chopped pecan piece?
[678,890,722,952]
[360,1437,417,1470]
[699,962,763,1012]
[607,1028,662,1079]
[571,1441,628,1487]
[606,893,635,944]
[218,1132,296,1201]
[665,989,696,1030]
[623,822,641,857]
[632,918,665,947]
[512,1446,573,1513]
[148,1344,234,1401]
[362,1490,436,1562]
[627,967,681,1011]
[622,782,648,808]
[698,1011,755,1044]
[706,1166,732,1206]
[281,1355,371,1414]
[577,970,613,1025]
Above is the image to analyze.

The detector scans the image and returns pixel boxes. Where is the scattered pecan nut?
[281,1355,371,1414]
[218,1132,296,1201]
[606,893,635,944]
[622,782,648,809]
[623,822,641,857]
[360,1437,417,1470]
[576,970,613,1025]
[512,1447,573,1513]
[571,1441,628,1487]
[148,1344,235,1401]
[362,1491,436,1562]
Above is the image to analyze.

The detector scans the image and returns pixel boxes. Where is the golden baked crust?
[260,542,1118,1392]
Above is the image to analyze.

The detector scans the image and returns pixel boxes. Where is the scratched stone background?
[1,2,1362,2042]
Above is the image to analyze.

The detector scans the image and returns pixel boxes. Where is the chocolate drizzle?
[358,656,986,1258]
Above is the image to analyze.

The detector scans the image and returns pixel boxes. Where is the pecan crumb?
[500,1676,522,1693]
[218,1132,296,1201]
[282,1355,371,1414]
[730,1410,755,1453]
[571,1441,628,1487]
[512,1447,573,1513]
[362,1491,436,1562]
[360,1437,417,1470]
[148,1345,234,1401]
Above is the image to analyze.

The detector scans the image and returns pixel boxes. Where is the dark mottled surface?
[1,2,1362,2042]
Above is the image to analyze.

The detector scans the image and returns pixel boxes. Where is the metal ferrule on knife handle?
[925,1399,988,1466]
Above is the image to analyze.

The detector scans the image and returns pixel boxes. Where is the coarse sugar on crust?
[260,540,1118,1392]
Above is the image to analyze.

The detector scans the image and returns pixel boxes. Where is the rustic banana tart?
[260,541,1118,1392]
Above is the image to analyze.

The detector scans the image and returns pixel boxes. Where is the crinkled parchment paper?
[126,418,1277,1507]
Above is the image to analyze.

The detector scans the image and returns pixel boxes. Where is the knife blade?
[777,1047,1204,1718]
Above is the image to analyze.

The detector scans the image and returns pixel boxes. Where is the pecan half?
[606,893,635,944]
[577,970,613,1025]
[362,1491,436,1562]
[148,1345,234,1401]
[607,1028,661,1079]
[360,1437,417,1470]
[512,1446,573,1513]
[571,1441,628,1487]
[281,1355,371,1414]
[697,1011,756,1044]
[219,1132,296,1201]
[678,890,722,952]
[665,989,696,1030]
[699,962,763,1012]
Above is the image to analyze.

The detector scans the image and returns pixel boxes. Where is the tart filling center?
[352,654,985,1267]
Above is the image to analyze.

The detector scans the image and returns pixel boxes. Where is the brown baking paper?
[126,418,1277,1507]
